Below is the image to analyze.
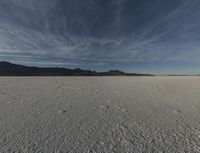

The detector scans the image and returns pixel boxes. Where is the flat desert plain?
[0,77,200,153]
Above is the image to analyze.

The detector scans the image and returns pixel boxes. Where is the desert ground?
[0,77,200,153]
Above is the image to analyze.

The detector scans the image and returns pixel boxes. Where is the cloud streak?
[0,0,200,73]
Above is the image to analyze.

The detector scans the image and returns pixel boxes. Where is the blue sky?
[0,0,200,74]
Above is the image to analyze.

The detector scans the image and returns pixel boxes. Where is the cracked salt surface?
[0,77,200,152]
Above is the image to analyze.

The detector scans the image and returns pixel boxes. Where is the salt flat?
[0,77,200,153]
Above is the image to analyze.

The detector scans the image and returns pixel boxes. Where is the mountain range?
[0,61,153,76]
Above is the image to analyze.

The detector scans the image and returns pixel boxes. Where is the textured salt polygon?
[0,77,200,152]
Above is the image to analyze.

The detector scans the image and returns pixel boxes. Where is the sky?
[0,0,200,74]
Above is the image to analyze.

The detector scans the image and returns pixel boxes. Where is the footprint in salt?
[174,109,182,114]
[94,104,110,110]
[116,105,128,113]
[56,86,61,89]
[101,105,110,109]
[107,99,115,103]
[106,106,110,109]
[57,110,67,114]
[93,106,99,109]
[155,86,161,92]
[121,108,128,113]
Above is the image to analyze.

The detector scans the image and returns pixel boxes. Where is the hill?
[0,61,153,76]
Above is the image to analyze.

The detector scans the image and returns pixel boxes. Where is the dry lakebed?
[0,77,200,153]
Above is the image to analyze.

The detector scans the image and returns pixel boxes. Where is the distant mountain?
[0,61,153,76]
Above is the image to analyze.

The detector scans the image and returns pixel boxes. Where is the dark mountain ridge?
[0,61,153,76]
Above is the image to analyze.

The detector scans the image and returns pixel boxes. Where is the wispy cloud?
[0,0,200,73]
